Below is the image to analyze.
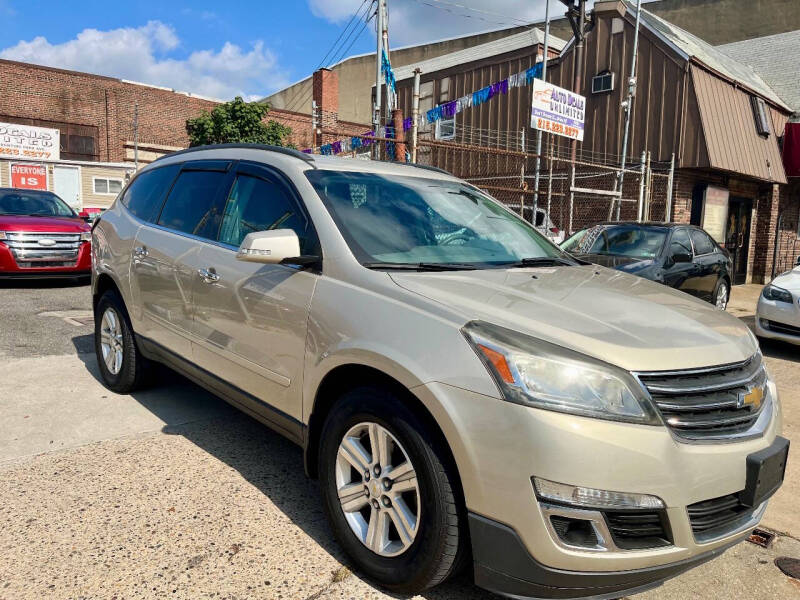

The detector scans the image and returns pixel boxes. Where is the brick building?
[0,59,366,210]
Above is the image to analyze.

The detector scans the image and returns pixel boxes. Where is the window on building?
[435,114,456,140]
[93,177,124,195]
[751,96,771,137]
[592,71,615,94]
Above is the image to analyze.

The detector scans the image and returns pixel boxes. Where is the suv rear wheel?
[318,384,465,593]
[94,290,149,393]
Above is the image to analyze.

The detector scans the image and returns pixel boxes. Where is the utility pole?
[133,101,139,170]
[411,68,421,163]
[614,0,644,220]
[373,0,385,160]
[532,0,550,221]
[562,0,588,234]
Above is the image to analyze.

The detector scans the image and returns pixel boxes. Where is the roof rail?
[153,143,316,165]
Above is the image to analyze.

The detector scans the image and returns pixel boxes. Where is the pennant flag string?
[302,60,544,155]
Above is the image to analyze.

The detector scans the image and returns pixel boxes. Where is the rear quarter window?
[690,229,715,255]
[121,164,180,222]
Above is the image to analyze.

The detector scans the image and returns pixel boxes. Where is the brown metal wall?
[691,64,787,184]
[546,6,695,166]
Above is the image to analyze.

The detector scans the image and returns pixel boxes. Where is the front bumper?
[756,294,800,345]
[413,381,783,598]
[470,512,745,599]
[0,240,91,277]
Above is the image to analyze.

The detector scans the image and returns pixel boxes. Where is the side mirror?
[237,230,301,264]
[236,230,319,266]
[672,251,692,264]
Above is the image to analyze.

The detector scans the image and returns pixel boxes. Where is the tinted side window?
[670,229,692,256]
[157,170,230,239]
[690,229,715,255]
[218,175,312,253]
[121,165,179,222]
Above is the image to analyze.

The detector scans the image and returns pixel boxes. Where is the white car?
[756,258,800,344]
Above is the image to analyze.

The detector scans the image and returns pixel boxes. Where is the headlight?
[0,231,6,240]
[80,231,92,242]
[762,284,792,303]
[462,321,661,425]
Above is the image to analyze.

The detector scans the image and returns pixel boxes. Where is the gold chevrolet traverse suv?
[91,144,788,599]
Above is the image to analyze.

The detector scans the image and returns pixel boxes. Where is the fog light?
[533,477,665,510]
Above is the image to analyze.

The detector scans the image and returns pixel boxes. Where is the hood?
[0,214,89,233]
[772,266,800,292]
[390,265,756,372]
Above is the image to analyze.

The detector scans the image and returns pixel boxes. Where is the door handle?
[198,267,220,284]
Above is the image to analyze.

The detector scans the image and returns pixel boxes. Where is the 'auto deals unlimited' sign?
[0,122,60,160]
[531,80,585,141]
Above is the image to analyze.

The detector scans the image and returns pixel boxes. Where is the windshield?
[573,224,668,259]
[306,170,567,267]
[0,190,77,218]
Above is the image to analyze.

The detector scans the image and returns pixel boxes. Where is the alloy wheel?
[335,422,421,557]
[716,283,729,310]
[100,307,124,375]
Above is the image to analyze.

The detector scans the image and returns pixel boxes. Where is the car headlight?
[762,284,792,303]
[0,231,6,240]
[462,321,661,425]
[80,231,92,242]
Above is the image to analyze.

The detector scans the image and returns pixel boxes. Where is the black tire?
[713,278,730,310]
[318,384,466,594]
[94,289,149,393]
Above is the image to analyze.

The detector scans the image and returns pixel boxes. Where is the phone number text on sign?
[534,118,581,140]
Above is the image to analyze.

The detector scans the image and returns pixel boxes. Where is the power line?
[282,0,375,113]
[407,0,536,29]
[284,9,375,115]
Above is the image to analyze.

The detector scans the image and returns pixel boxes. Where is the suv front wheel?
[318,384,465,593]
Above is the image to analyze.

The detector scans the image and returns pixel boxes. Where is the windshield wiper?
[504,256,579,268]
[363,261,477,271]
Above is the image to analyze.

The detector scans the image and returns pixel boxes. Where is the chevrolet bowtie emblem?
[738,385,765,411]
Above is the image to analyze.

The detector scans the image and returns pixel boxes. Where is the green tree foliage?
[186,96,294,147]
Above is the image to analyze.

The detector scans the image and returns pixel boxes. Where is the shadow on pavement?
[71,333,491,600]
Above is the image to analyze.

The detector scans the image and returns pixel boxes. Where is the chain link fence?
[311,128,676,238]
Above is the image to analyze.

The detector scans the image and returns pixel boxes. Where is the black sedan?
[561,222,733,309]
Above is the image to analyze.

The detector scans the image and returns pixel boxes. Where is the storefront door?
[724,198,752,285]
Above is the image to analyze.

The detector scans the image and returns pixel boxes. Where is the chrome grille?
[4,231,81,267]
[636,354,768,441]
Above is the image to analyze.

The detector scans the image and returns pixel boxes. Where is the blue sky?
[0,1,563,100]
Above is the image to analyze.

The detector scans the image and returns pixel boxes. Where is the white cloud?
[307,0,638,46]
[309,0,367,23]
[0,21,289,100]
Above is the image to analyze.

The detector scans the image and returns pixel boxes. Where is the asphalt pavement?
[0,280,798,600]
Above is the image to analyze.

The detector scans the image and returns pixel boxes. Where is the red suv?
[0,188,92,279]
